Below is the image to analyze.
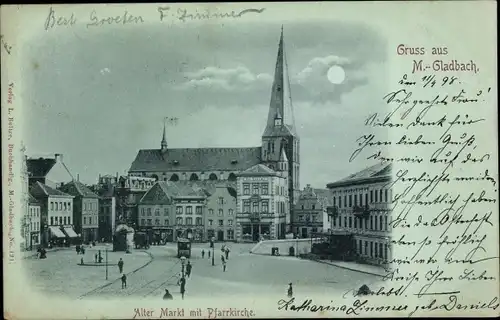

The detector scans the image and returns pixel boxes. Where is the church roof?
[30,181,73,198]
[326,162,392,188]
[129,147,262,173]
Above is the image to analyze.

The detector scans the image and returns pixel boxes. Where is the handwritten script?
[344,45,498,317]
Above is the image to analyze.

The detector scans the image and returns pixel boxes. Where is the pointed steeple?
[161,118,168,151]
[263,26,296,137]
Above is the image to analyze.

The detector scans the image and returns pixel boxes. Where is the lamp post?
[105,245,109,280]
[211,237,215,266]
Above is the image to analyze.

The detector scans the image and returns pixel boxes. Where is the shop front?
[241,223,271,242]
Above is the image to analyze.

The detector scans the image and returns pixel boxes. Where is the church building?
[129,28,301,206]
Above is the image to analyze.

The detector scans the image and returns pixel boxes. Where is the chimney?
[77,174,80,182]
[55,153,63,162]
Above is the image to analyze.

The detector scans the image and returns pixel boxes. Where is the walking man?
[186,261,192,278]
[225,247,230,260]
[121,274,127,289]
[201,249,205,259]
[222,260,227,272]
[288,283,293,298]
[208,250,211,259]
[94,253,98,263]
[118,258,124,273]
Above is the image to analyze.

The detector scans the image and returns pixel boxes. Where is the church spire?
[161,118,168,151]
[263,26,296,137]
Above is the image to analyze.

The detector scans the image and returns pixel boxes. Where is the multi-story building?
[60,180,99,243]
[116,175,156,229]
[205,183,237,242]
[28,194,42,249]
[95,174,118,242]
[20,146,30,251]
[128,29,301,206]
[326,162,393,266]
[29,181,75,246]
[293,185,333,238]
[236,159,289,242]
[138,181,207,242]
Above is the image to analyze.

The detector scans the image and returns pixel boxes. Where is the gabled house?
[29,181,75,246]
[59,180,100,243]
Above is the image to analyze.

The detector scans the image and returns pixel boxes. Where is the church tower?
[261,26,300,207]
[161,118,168,152]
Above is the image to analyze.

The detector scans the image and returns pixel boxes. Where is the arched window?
[209,173,218,181]
[170,174,179,181]
[189,173,199,181]
[228,173,237,181]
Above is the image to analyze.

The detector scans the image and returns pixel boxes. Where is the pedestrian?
[76,245,80,255]
[287,283,293,298]
[222,260,227,272]
[201,249,205,259]
[118,258,124,273]
[163,289,173,300]
[81,258,84,265]
[179,277,186,300]
[225,247,230,260]
[94,253,98,263]
[186,261,192,278]
[121,274,127,289]
[221,254,225,264]
[208,250,211,259]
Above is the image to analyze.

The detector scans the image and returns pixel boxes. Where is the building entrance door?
[301,227,308,238]
[217,230,224,241]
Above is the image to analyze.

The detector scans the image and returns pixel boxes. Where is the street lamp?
[105,249,108,279]
[211,237,215,266]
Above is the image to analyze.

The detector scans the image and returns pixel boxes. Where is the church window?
[209,173,218,180]
[189,173,199,181]
[228,173,237,181]
[170,174,179,181]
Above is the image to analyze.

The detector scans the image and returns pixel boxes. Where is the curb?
[313,259,386,277]
[77,250,154,299]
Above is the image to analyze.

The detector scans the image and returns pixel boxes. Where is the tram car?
[177,238,191,258]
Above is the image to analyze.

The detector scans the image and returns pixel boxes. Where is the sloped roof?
[27,158,56,177]
[313,188,334,207]
[327,162,392,188]
[238,164,277,176]
[60,180,99,198]
[129,147,262,172]
[263,124,296,138]
[30,181,73,198]
[28,193,41,205]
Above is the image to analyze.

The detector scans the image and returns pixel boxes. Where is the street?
[22,243,382,300]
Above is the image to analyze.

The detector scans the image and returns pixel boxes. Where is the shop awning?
[49,226,66,238]
[63,226,78,238]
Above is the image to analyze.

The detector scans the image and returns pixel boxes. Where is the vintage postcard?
[2,2,498,319]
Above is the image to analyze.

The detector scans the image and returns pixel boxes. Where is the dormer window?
[274,118,282,126]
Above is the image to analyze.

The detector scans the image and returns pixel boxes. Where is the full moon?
[327,65,346,84]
